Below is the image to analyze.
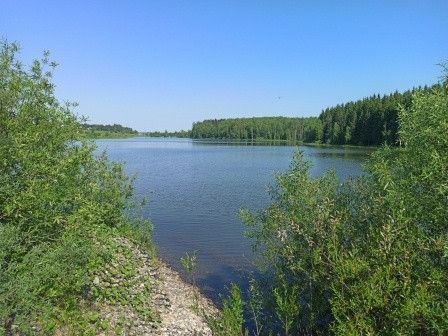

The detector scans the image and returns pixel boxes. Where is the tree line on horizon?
[190,84,440,146]
[191,116,322,143]
[82,123,192,138]
[86,84,440,146]
[82,123,138,134]
[141,129,190,138]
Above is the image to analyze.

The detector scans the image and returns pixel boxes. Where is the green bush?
[241,70,448,334]
[330,74,448,335]
[0,41,151,334]
[209,284,248,336]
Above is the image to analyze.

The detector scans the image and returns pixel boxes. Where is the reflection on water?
[96,137,372,303]
[310,151,373,159]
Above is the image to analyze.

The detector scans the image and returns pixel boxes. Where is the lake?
[96,137,372,303]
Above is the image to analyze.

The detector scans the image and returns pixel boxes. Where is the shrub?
[0,41,151,334]
[209,284,248,336]
[241,69,448,335]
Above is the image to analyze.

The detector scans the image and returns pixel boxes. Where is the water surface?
[96,137,372,302]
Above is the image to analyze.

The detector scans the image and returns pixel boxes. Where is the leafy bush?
[240,70,448,334]
[209,284,248,336]
[0,41,152,334]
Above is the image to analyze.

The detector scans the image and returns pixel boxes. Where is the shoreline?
[92,135,380,149]
[155,259,218,335]
[93,236,218,335]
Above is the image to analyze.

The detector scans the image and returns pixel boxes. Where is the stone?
[92,237,217,335]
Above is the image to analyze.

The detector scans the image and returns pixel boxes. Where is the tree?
[240,70,448,334]
[0,41,150,334]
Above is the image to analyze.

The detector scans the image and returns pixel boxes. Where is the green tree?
[191,116,323,143]
[0,41,151,334]
[241,70,448,334]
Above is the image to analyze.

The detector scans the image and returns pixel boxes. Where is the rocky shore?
[91,237,217,335]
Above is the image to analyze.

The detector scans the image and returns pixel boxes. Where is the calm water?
[96,137,372,302]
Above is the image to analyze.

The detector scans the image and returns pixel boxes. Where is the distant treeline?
[191,84,440,146]
[191,116,322,143]
[319,84,439,145]
[82,123,138,138]
[83,123,191,138]
[85,84,440,146]
[142,130,190,138]
[83,123,138,134]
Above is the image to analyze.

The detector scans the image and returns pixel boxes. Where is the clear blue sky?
[1,1,447,131]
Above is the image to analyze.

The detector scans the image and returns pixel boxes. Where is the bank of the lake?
[89,235,217,336]
[135,136,380,149]
[84,131,138,139]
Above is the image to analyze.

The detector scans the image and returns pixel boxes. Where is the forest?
[319,85,439,145]
[82,123,138,138]
[141,129,190,138]
[190,85,439,146]
[83,124,191,139]
[86,85,440,147]
[190,116,322,143]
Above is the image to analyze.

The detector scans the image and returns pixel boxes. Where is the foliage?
[241,152,340,335]
[239,72,448,334]
[142,129,191,138]
[82,123,138,139]
[247,278,265,336]
[190,85,439,147]
[318,86,439,146]
[0,41,152,334]
[273,279,300,336]
[191,116,322,143]
[180,250,198,274]
[329,79,448,335]
[209,284,249,336]
[180,250,201,312]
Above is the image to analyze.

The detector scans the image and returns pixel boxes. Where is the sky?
[1,1,447,132]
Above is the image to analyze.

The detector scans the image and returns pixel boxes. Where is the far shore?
[90,134,380,149]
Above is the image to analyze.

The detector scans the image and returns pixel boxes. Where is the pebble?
[93,237,217,336]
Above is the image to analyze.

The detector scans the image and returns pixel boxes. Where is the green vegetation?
[0,42,153,334]
[2,38,447,335]
[180,250,200,312]
[82,123,138,139]
[209,284,248,336]
[83,123,191,139]
[213,71,447,334]
[142,129,191,138]
[319,84,439,146]
[191,116,322,143]
[85,85,438,147]
[189,85,439,147]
